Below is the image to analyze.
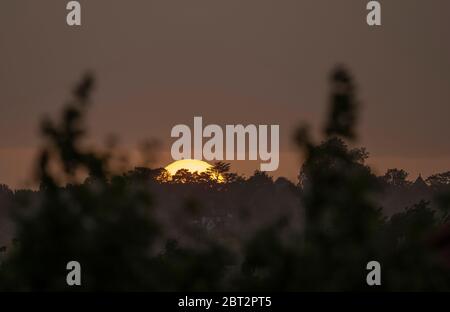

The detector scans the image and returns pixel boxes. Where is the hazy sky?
[1,0,450,188]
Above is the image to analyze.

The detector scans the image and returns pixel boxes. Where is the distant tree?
[154,168,171,183]
[426,171,450,189]
[247,171,273,187]
[207,162,230,181]
[172,169,197,184]
[123,167,169,184]
[167,162,242,186]
[381,168,410,187]
[207,162,242,184]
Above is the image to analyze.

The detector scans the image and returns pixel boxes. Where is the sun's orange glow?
[164,159,224,182]
[165,159,212,175]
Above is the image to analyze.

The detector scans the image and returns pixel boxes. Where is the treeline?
[0,68,449,291]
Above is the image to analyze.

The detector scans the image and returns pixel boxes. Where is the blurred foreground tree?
[237,67,450,291]
[0,74,231,291]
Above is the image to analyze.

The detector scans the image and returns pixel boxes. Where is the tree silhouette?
[427,171,450,190]
[381,168,410,187]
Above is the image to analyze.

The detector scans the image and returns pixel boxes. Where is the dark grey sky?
[1,0,449,188]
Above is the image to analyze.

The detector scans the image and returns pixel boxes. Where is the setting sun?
[164,159,224,182]
[165,159,212,176]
